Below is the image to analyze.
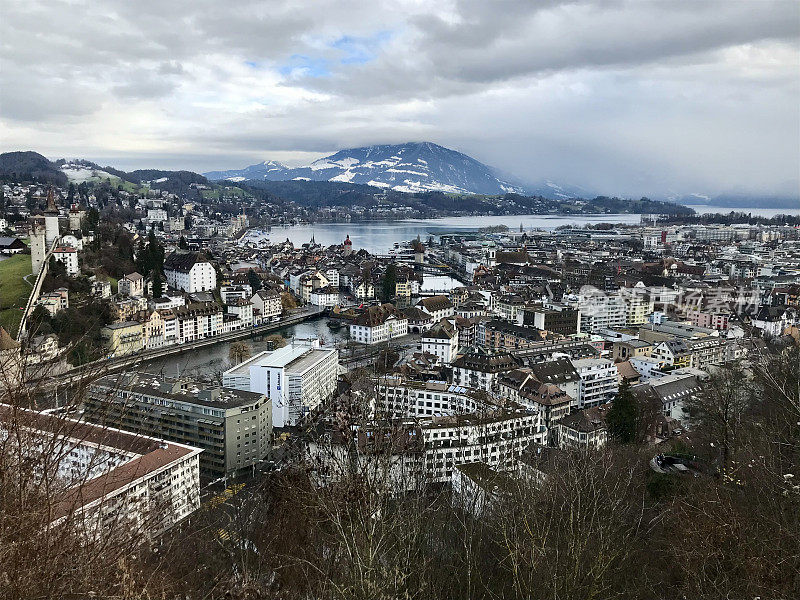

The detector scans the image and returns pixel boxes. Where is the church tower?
[343,234,353,257]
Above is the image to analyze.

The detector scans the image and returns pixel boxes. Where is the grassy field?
[0,253,33,336]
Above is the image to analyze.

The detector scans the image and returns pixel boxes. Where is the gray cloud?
[0,0,797,198]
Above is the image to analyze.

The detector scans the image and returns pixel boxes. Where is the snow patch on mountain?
[60,162,114,183]
[203,142,585,198]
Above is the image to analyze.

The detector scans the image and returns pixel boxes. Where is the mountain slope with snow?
[205,142,544,196]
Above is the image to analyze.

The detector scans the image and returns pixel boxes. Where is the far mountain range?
[1,144,796,209]
[204,142,799,208]
[205,142,593,199]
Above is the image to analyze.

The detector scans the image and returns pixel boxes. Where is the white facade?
[571,357,618,408]
[0,406,201,539]
[224,343,339,428]
[350,314,408,345]
[147,208,167,222]
[52,247,79,276]
[421,324,459,365]
[251,289,282,321]
[165,258,216,293]
[310,287,340,308]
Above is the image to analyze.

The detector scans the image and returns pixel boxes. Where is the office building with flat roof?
[86,372,270,477]
[223,343,339,428]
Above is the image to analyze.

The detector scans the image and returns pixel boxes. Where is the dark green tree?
[381,263,397,301]
[179,235,188,249]
[247,269,262,292]
[48,255,67,280]
[83,207,100,234]
[606,377,639,444]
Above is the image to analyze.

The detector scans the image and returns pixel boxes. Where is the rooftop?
[92,372,264,409]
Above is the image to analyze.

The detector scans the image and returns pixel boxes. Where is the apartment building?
[570,357,618,408]
[119,272,145,297]
[164,252,217,293]
[451,347,518,393]
[224,343,339,428]
[480,319,549,350]
[557,404,609,450]
[1,404,201,539]
[349,303,409,345]
[52,246,79,276]
[522,306,580,335]
[417,295,455,322]
[172,301,223,343]
[316,409,545,491]
[375,377,503,419]
[86,372,270,478]
[251,287,282,322]
[421,319,459,364]
[577,291,626,333]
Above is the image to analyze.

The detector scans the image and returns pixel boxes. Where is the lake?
[244,213,643,254]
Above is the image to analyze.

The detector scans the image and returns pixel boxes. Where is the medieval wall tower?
[43,187,60,248]
[29,216,47,275]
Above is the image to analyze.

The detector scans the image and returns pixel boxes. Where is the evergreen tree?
[606,377,639,444]
[381,263,397,301]
[151,273,163,298]
[247,269,262,292]
[179,235,188,250]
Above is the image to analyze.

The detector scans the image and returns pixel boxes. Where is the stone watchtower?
[29,215,47,276]
[43,187,60,248]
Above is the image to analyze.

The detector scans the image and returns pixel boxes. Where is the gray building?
[86,372,271,478]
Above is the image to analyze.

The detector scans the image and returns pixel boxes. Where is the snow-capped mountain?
[205,142,535,196]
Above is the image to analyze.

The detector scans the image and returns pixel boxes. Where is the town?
[1,175,798,597]
[2,2,799,594]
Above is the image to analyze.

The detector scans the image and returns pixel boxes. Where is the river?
[142,316,348,380]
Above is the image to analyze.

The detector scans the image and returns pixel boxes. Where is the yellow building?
[101,321,143,357]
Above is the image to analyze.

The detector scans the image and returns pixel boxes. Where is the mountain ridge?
[204,141,590,198]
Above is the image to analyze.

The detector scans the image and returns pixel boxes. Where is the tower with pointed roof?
[43,187,60,248]
[343,234,353,257]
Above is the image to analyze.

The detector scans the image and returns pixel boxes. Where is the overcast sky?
[1,0,798,198]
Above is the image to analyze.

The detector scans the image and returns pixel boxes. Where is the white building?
[119,272,145,297]
[171,302,222,343]
[570,357,618,408]
[226,298,254,328]
[164,252,216,293]
[310,285,341,308]
[0,405,201,539]
[147,208,167,223]
[420,320,459,364]
[52,246,79,276]
[451,347,518,393]
[251,288,282,322]
[576,290,626,333]
[220,285,252,305]
[349,304,409,345]
[417,295,455,322]
[224,342,339,428]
